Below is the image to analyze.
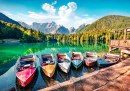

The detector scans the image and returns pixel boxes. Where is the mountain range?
[18,21,70,34]
[0,12,86,34]
[1,12,130,34]
[18,21,86,34]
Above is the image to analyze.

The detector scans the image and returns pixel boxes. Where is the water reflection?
[84,65,98,73]
[16,69,38,91]
[40,68,57,87]
[0,58,17,75]
[58,66,71,81]
[0,41,109,90]
[71,64,83,77]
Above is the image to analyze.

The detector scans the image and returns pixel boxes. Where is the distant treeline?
[0,20,129,43]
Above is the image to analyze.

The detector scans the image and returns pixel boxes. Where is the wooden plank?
[121,49,130,54]
[124,29,127,39]
[127,28,130,32]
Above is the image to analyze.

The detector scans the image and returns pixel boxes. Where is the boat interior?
[42,54,55,64]
[85,53,96,59]
[57,53,70,63]
[100,54,119,63]
[17,55,36,72]
[71,53,81,60]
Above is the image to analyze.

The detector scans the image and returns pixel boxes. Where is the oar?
[36,55,45,66]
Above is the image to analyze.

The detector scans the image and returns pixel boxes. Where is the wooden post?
[109,47,112,53]
[109,32,111,42]
[121,51,124,59]
[124,29,127,39]
[109,32,111,53]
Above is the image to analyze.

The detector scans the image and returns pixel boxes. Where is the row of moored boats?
[14,52,120,87]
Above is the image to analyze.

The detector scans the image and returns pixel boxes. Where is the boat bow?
[16,69,36,85]
[72,60,82,66]
[59,62,70,70]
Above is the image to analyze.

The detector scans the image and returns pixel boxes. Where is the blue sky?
[0,0,130,28]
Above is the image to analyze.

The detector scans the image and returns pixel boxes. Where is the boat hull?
[97,59,115,67]
[58,63,70,73]
[56,53,71,73]
[72,61,82,69]
[42,65,56,77]
[84,59,96,66]
[16,68,36,87]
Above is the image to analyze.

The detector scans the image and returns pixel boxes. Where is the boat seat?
[84,58,95,63]
[20,61,34,67]
[21,59,34,62]
[24,64,30,67]
[97,59,110,64]
[105,57,118,62]
[21,57,33,60]
[84,57,93,59]
[31,63,36,68]
[42,57,52,62]
[58,59,70,63]
[105,56,118,59]
[58,60,64,63]
[50,61,55,65]
[42,56,52,59]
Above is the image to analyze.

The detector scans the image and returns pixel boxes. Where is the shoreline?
[0,39,19,43]
[39,58,130,91]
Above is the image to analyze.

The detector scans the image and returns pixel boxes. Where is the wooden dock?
[109,28,130,56]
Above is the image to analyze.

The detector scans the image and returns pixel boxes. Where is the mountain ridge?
[78,15,130,32]
[0,12,20,26]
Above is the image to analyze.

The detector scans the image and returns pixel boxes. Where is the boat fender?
[42,64,45,66]
[73,58,81,60]
[59,57,65,60]
[50,62,55,65]
[42,63,50,66]
[45,63,50,65]
[21,66,32,71]
[113,58,117,62]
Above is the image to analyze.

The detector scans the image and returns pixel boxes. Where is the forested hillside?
[0,15,130,43]
[0,13,20,26]
[79,15,130,32]
[0,20,46,42]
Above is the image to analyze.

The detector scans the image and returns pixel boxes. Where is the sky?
[0,0,130,28]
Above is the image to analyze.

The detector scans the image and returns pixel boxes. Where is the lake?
[0,41,109,91]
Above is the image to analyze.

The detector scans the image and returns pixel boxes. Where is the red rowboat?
[14,55,37,87]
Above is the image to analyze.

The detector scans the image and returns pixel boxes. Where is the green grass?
[76,80,82,84]
[120,69,130,75]
[61,85,69,89]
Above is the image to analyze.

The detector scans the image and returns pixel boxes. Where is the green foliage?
[0,15,129,43]
[0,20,45,42]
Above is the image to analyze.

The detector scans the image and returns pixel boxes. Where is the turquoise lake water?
[0,41,109,91]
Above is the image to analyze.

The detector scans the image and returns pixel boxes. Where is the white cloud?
[42,3,56,15]
[74,18,94,27]
[28,11,59,19]
[7,2,99,28]
[1,11,13,15]
[83,14,89,16]
[51,1,57,5]
[58,2,77,18]
[68,2,77,11]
